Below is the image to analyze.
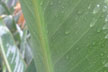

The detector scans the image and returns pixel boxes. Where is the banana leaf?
[20,0,108,72]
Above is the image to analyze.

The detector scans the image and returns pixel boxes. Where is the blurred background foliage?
[0,0,35,71]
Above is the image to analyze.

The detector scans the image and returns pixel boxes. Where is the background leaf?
[20,0,108,72]
[1,0,17,8]
[0,19,26,72]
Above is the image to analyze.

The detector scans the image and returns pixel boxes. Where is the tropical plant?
[0,0,34,72]
[19,0,108,72]
[0,0,108,72]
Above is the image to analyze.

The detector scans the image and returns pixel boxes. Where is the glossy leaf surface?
[20,0,108,72]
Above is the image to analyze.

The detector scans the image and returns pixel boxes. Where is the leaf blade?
[0,19,26,72]
[20,0,108,72]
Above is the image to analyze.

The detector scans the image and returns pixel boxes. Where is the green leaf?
[0,19,26,72]
[20,0,108,72]
[1,0,17,8]
[0,1,10,15]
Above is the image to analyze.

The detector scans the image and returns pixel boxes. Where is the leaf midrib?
[31,0,54,72]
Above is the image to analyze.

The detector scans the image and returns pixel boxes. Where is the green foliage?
[0,19,26,72]
[20,0,108,72]
[0,0,34,71]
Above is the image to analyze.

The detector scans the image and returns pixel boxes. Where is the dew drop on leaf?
[62,6,64,9]
[105,15,108,22]
[97,29,101,33]
[105,34,108,39]
[90,18,97,27]
[104,63,108,67]
[88,4,91,9]
[102,23,108,30]
[65,31,70,35]
[0,26,8,37]
[100,53,104,56]
[93,4,100,14]
[92,42,96,45]
[103,5,107,12]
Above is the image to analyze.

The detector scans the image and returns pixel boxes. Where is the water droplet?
[97,4,100,7]
[0,26,8,37]
[92,42,96,45]
[90,18,97,27]
[105,34,108,39]
[62,6,64,9]
[102,23,108,30]
[105,15,108,22]
[100,53,104,56]
[104,63,108,67]
[97,29,101,33]
[65,31,70,35]
[88,4,91,9]
[93,4,100,14]
[103,6,107,12]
